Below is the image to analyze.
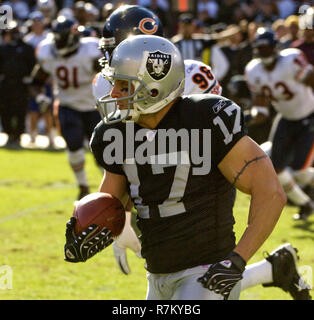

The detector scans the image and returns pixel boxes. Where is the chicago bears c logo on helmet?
[146,51,172,80]
[138,18,158,34]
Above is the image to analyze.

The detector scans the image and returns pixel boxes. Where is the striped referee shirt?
[171,34,204,61]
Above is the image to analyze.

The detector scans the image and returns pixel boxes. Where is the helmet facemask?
[97,64,152,124]
[254,44,277,67]
[98,35,116,68]
[52,16,80,57]
[54,30,80,56]
[253,28,278,67]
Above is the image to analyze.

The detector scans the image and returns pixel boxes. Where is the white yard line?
[0,198,74,223]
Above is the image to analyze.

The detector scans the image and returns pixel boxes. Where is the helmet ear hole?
[151,88,159,97]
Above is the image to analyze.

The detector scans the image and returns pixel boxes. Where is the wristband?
[226,251,246,272]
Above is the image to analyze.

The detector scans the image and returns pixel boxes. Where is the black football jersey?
[90,95,247,273]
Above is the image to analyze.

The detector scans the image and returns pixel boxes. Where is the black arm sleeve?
[25,44,37,75]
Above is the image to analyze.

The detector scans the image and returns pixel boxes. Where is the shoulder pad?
[80,37,101,58]
[245,58,261,74]
[92,73,112,101]
[186,94,230,112]
[211,98,232,114]
[80,36,100,45]
[36,38,54,61]
[280,47,302,58]
[184,59,212,72]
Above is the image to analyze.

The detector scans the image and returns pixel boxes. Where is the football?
[73,192,125,237]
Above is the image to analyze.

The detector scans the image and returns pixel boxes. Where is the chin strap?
[121,109,140,123]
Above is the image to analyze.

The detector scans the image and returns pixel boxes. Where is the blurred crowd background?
[0,0,313,148]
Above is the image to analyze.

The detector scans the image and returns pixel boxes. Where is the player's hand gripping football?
[197,252,246,299]
[64,216,114,263]
[113,216,142,274]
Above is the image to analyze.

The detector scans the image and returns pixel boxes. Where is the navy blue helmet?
[51,15,80,56]
[253,28,278,66]
[99,5,163,57]
[253,28,277,48]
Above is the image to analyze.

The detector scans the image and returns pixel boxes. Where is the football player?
[245,28,314,220]
[92,4,221,277]
[31,15,103,200]
[65,34,289,300]
[87,6,311,300]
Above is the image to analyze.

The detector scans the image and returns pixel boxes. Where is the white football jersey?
[183,59,222,95]
[92,59,222,106]
[245,48,314,120]
[92,71,116,115]
[37,37,102,112]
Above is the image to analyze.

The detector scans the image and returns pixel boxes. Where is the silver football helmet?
[98,35,185,123]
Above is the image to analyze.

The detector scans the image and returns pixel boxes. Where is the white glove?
[36,94,52,113]
[113,211,142,275]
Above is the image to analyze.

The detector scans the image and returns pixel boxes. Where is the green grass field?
[0,147,313,300]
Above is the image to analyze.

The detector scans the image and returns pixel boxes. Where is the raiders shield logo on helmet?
[146,51,172,80]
